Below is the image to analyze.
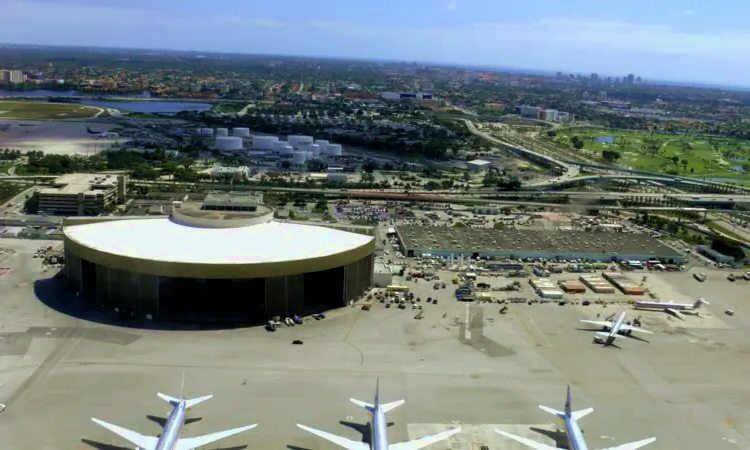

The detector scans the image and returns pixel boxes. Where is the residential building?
[555,111,571,122]
[542,109,558,121]
[598,91,608,101]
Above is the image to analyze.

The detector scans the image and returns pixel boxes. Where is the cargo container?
[529,278,555,291]
[533,267,546,277]
[539,288,564,299]
[579,274,615,293]
[602,272,643,295]
[559,280,586,293]
[475,292,494,301]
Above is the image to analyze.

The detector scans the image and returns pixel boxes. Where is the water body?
[0,90,211,113]
[79,100,211,113]
[0,89,149,98]
[596,136,615,144]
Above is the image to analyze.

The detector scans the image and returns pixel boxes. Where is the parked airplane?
[495,385,656,450]
[86,125,118,138]
[297,378,460,450]
[580,312,653,346]
[92,392,256,450]
[634,298,709,319]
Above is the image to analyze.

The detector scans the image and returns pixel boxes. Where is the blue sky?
[2,0,749,86]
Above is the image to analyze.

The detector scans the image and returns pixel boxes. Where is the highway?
[126,180,750,203]
[462,119,581,184]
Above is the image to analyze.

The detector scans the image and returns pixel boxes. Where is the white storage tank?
[288,135,313,149]
[216,128,229,137]
[315,140,329,147]
[306,151,313,160]
[216,136,243,151]
[233,127,250,137]
[200,128,214,136]
[309,143,321,156]
[253,135,278,150]
[326,144,342,156]
[277,144,294,156]
[292,151,307,164]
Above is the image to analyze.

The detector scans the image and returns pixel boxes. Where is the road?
[462,119,581,184]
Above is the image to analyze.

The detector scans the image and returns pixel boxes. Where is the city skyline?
[1,0,748,87]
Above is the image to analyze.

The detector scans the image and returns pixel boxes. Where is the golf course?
[0,101,101,120]
[549,129,750,181]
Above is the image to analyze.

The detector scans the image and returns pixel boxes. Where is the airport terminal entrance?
[158,277,266,322]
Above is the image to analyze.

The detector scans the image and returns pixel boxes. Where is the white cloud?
[683,9,696,16]
[446,0,458,10]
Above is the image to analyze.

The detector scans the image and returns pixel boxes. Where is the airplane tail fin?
[541,386,593,421]
[157,393,213,409]
[694,298,710,308]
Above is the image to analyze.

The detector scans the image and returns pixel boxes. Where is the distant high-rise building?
[556,71,564,79]
[0,70,23,84]
[590,73,599,82]
[636,76,642,83]
[598,91,608,101]
[626,73,635,84]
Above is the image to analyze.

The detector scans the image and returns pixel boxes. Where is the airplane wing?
[495,429,563,450]
[296,424,369,450]
[580,320,613,328]
[91,418,159,450]
[618,324,653,334]
[391,427,461,450]
[600,437,656,450]
[173,424,257,450]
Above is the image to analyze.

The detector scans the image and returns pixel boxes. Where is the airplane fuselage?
[563,416,588,450]
[370,405,389,450]
[155,399,186,450]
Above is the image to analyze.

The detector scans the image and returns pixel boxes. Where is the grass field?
[547,129,750,180]
[0,101,101,120]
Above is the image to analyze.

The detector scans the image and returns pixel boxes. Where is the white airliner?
[580,312,653,346]
[634,298,709,319]
[92,392,256,450]
[495,385,656,450]
[297,378,460,450]
[87,125,119,139]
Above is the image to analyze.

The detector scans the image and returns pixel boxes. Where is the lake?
[596,136,615,144]
[79,100,212,113]
[0,90,212,113]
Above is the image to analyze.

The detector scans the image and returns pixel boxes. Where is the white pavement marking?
[464,303,471,341]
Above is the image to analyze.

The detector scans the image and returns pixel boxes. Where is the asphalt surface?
[0,239,749,449]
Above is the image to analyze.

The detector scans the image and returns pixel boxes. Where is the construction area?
[395,226,687,263]
[0,234,749,449]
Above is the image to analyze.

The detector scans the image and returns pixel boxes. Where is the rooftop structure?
[396,226,685,263]
[466,159,491,171]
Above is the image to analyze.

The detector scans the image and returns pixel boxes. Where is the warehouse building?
[395,226,686,264]
[63,196,375,322]
[39,174,126,216]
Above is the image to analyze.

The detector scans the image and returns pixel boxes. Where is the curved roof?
[64,218,374,278]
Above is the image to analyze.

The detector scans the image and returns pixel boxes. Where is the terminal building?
[395,226,686,264]
[39,174,126,216]
[63,195,375,322]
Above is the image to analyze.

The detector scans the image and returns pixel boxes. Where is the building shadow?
[33,277,258,331]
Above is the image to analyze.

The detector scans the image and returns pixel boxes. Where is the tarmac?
[0,238,749,449]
